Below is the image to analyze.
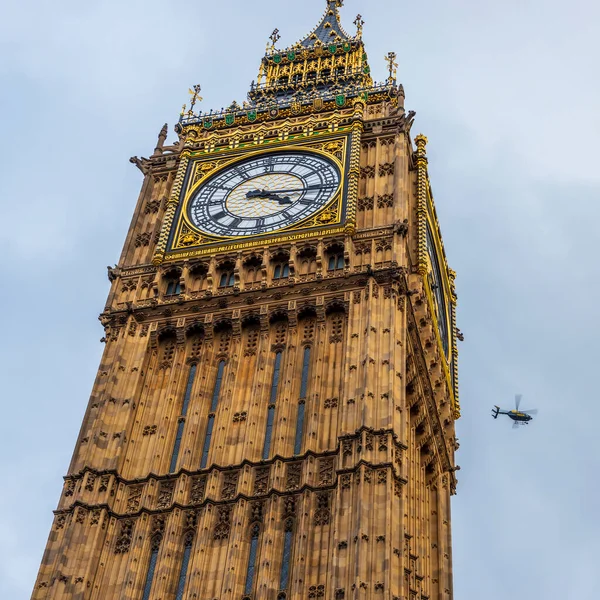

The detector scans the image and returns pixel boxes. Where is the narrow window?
[201,360,226,468]
[328,256,336,271]
[294,347,311,455]
[245,524,261,596]
[279,519,294,592]
[174,534,194,600]
[169,364,197,473]
[166,281,181,296]
[142,538,161,600]
[337,255,344,269]
[229,273,235,287]
[262,352,282,460]
[274,265,281,279]
[219,273,229,288]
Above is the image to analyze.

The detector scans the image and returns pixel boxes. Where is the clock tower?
[32,2,460,600]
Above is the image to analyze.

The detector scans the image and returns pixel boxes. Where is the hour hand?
[246,189,292,205]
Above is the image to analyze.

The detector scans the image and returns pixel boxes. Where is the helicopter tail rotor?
[491,406,500,419]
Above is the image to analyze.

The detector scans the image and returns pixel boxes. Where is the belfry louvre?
[32,2,460,599]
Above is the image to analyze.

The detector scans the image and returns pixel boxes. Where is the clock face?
[188,151,341,238]
[426,225,450,356]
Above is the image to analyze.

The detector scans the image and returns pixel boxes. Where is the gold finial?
[268,28,281,51]
[329,0,344,8]
[354,14,365,37]
[180,104,186,117]
[385,52,398,83]
[415,134,428,154]
[188,85,203,114]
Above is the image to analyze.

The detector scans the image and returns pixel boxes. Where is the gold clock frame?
[153,126,361,263]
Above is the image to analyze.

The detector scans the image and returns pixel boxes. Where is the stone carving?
[157,481,175,509]
[360,165,376,179]
[190,476,206,504]
[254,467,270,495]
[221,471,239,500]
[324,397,338,409]
[55,515,67,530]
[377,194,394,208]
[64,479,76,497]
[214,506,232,540]
[114,519,134,554]
[283,496,296,518]
[314,493,331,526]
[75,508,87,524]
[378,435,388,452]
[233,411,248,422]
[85,473,96,492]
[342,440,352,457]
[364,468,373,484]
[341,474,352,490]
[99,476,110,493]
[142,425,157,436]
[250,501,264,523]
[357,196,374,211]
[365,433,374,451]
[319,458,335,486]
[286,463,302,491]
[308,584,326,598]
[90,509,101,526]
[379,162,395,176]
[126,486,143,513]
[377,470,388,485]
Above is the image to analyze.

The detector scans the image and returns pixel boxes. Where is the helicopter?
[492,395,538,428]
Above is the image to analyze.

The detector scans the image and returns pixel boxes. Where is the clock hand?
[245,184,334,200]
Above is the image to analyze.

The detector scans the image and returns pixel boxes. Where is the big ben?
[32,2,460,599]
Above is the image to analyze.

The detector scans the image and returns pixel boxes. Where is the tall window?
[279,519,295,593]
[244,524,261,596]
[262,352,282,460]
[174,533,194,600]
[201,360,226,469]
[294,346,311,455]
[142,537,161,600]
[169,364,197,473]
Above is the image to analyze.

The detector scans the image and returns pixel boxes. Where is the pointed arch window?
[201,360,226,469]
[174,532,194,600]
[142,536,161,600]
[262,351,282,460]
[294,346,311,455]
[245,523,261,596]
[169,364,197,473]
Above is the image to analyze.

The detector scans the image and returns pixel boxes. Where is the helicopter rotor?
[515,394,522,411]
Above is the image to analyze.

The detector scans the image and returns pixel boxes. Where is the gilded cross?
[269,28,281,51]
[188,84,203,114]
[385,52,398,82]
[354,14,365,37]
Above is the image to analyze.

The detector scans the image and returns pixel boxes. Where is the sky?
[0,0,599,598]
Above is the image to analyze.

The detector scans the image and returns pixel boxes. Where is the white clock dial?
[188,151,341,237]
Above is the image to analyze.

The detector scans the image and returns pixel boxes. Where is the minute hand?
[268,184,337,194]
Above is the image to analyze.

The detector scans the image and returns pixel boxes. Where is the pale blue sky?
[1,1,599,598]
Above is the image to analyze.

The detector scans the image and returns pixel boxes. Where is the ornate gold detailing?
[158,131,356,261]
[153,153,190,265]
[385,52,398,84]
